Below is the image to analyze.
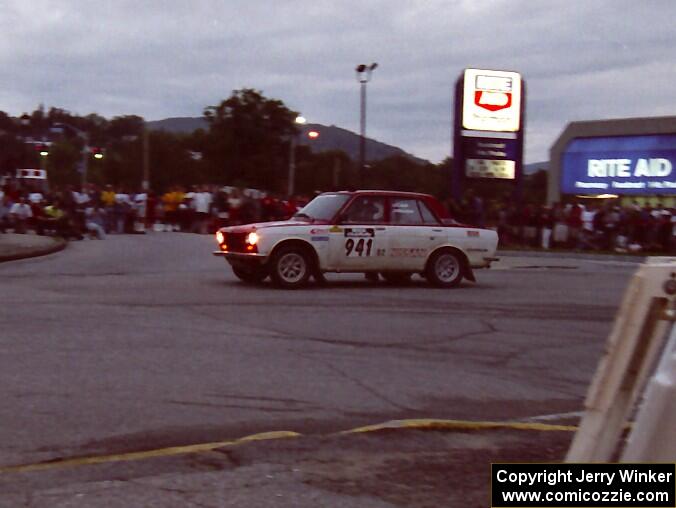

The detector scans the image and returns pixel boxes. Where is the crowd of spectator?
[0,177,307,240]
[451,195,676,254]
[2,175,675,254]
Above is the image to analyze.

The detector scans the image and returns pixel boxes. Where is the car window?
[391,198,425,225]
[295,193,350,221]
[417,200,439,224]
[341,196,386,224]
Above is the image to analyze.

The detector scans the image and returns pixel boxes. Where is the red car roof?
[325,190,449,218]
[328,189,435,199]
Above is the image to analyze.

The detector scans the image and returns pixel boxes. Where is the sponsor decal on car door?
[329,226,386,270]
[387,226,430,270]
[327,196,388,271]
[386,198,445,271]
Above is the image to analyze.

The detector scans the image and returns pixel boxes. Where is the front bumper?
[212,251,268,264]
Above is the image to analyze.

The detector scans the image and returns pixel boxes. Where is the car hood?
[222,219,328,233]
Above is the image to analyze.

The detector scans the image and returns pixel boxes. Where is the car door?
[386,197,445,271]
[327,195,388,271]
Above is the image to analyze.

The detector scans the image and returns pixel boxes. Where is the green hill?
[146,117,429,165]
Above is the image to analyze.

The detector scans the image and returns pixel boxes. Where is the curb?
[497,249,651,264]
[0,237,67,263]
[0,419,575,475]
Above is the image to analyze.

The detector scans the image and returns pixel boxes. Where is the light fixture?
[246,232,259,245]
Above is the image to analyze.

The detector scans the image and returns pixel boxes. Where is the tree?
[29,104,49,133]
[363,155,446,195]
[0,111,17,134]
[45,140,82,187]
[295,149,354,195]
[47,107,78,128]
[0,133,29,175]
[203,89,299,191]
[523,169,548,204]
[137,130,200,191]
[107,115,144,141]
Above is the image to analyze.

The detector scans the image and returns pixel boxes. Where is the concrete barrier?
[622,327,676,462]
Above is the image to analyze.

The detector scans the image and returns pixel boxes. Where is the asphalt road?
[0,233,638,505]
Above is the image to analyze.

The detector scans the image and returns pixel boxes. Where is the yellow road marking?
[0,420,575,475]
[0,431,301,474]
[343,418,578,434]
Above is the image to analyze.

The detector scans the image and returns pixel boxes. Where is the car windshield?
[293,193,350,221]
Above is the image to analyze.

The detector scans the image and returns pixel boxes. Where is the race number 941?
[345,238,373,257]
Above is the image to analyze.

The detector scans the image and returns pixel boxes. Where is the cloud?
[0,0,674,164]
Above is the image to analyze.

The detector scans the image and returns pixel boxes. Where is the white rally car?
[213,190,498,289]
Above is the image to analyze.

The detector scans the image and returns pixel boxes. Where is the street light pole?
[81,134,90,188]
[355,63,377,186]
[142,125,150,191]
[287,116,306,197]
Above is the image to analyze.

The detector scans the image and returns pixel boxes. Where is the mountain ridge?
[146,116,429,165]
[146,117,550,171]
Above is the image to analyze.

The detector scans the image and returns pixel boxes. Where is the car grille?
[223,232,248,253]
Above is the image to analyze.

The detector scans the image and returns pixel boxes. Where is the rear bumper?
[484,256,499,266]
[471,257,499,269]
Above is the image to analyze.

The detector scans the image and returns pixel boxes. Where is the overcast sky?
[1,0,674,164]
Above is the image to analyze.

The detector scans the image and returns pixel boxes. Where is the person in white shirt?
[29,192,44,204]
[191,186,213,233]
[581,206,595,232]
[85,206,106,239]
[9,197,33,233]
[74,190,90,207]
[133,193,147,233]
[114,191,132,233]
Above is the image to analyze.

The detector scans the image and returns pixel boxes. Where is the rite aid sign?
[561,135,676,195]
[462,69,522,132]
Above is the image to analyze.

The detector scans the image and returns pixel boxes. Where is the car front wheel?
[232,265,268,284]
[426,250,464,288]
[269,246,312,289]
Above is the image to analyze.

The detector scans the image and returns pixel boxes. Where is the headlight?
[246,232,259,245]
[216,231,225,244]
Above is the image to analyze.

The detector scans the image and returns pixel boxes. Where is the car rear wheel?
[270,246,311,289]
[380,272,412,284]
[426,250,464,288]
[232,265,268,284]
